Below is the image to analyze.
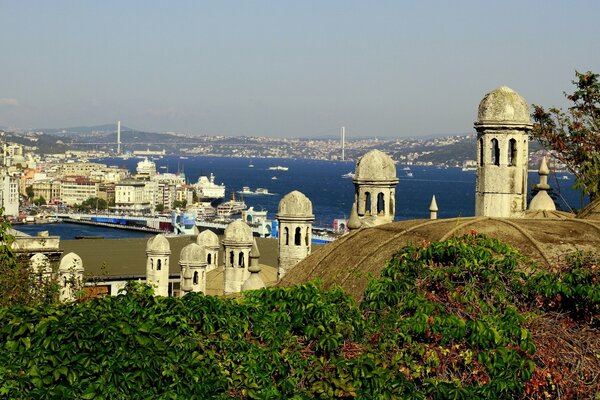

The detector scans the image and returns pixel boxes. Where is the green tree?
[532,71,600,200]
[80,197,108,211]
[25,185,34,200]
[155,204,165,212]
[172,199,186,209]
[33,196,46,206]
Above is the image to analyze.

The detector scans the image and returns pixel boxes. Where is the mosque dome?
[179,243,205,263]
[354,150,397,182]
[277,191,314,219]
[197,229,220,248]
[223,220,253,243]
[578,197,600,220]
[58,252,84,272]
[475,86,532,127]
[146,234,171,254]
[278,217,600,300]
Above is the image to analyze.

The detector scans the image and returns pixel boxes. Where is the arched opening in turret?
[229,251,234,266]
[377,192,385,215]
[294,227,302,246]
[305,227,310,246]
[150,259,154,270]
[284,227,289,245]
[365,192,371,215]
[207,253,212,264]
[238,252,245,268]
[193,271,198,285]
[508,139,517,166]
[491,138,500,166]
[479,138,484,166]
[157,259,162,271]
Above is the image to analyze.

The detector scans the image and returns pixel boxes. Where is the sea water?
[17,155,586,239]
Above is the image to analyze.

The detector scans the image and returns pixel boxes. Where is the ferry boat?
[236,186,276,196]
[194,173,226,203]
[268,166,288,171]
[341,172,355,179]
[216,193,247,217]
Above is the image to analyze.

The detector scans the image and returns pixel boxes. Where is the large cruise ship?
[194,173,226,203]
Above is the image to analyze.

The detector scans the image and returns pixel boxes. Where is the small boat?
[236,187,275,196]
[341,172,355,179]
[402,166,411,171]
[271,176,278,180]
[248,164,254,168]
[406,172,414,178]
[560,175,569,180]
[74,235,105,240]
[268,166,288,171]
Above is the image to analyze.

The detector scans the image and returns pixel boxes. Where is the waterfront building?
[0,170,20,216]
[114,180,153,213]
[31,179,61,204]
[222,220,253,294]
[276,191,314,280]
[146,234,171,297]
[352,149,398,227]
[475,86,531,218]
[60,162,107,178]
[59,177,100,206]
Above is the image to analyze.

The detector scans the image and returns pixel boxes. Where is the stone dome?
[58,252,84,272]
[354,150,397,181]
[223,220,253,244]
[179,243,205,263]
[475,86,532,127]
[146,234,171,254]
[197,229,220,248]
[278,217,600,300]
[277,191,314,218]
[578,197,600,220]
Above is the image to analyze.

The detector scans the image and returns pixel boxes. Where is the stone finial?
[181,267,193,293]
[429,195,439,220]
[528,157,556,211]
[347,201,362,231]
[242,239,265,291]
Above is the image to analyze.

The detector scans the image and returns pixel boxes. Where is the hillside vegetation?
[0,235,598,399]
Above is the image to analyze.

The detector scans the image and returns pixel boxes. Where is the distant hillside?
[39,124,133,136]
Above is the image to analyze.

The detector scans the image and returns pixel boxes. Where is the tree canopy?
[532,71,600,200]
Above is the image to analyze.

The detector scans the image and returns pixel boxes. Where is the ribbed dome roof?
[59,252,84,272]
[223,220,253,243]
[476,86,532,127]
[578,197,600,220]
[279,217,600,300]
[197,229,220,248]
[277,191,314,218]
[146,234,171,254]
[179,242,205,263]
[354,150,397,181]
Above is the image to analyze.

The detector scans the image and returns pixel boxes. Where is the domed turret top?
[146,234,171,254]
[59,252,84,272]
[475,86,532,128]
[223,220,253,243]
[196,229,220,248]
[277,191,314,218]
[354,150,398,182]
[180,242,206,263]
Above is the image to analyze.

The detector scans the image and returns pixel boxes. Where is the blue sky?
[1,0,599,137]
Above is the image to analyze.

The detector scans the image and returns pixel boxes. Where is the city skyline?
[1,1,599,138]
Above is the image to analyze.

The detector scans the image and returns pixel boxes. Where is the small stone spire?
[181,267,193,293]
[528,156,556,211]
[429,195,438,220]
[347,201,362,231]
[242,239,265,291]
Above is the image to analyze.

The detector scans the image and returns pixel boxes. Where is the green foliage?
[172,199,187,209]
[76,197,108,212]
[32,196,46,206]
[0,235,597,398]
[532,70,600,200]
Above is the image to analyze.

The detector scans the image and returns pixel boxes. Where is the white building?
[0,171,19,216]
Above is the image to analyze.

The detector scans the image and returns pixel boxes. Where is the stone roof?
[578,197,600,220]
[475,86,532,128]
[179,242,206,264]
[146,234,171,254]
[59,252,84,272]
[196,229,220,248]
[223,220,253,244]
[278,217,600,300]
[354,149,397,182]
[277,190,314,219]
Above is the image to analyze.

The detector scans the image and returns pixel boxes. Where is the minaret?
[241,239,265,291]
[222,220,253,294]
[352,149,398,227]
[146,234,171,296]
[58,252,84,302]
[117,120,121,155]
[276,191,314,280]
[475,86,532,218]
